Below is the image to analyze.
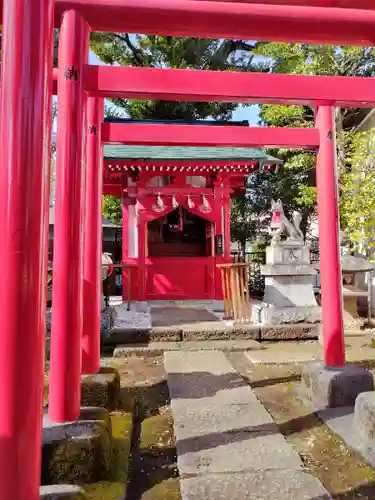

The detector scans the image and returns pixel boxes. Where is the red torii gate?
[0,0,373,498]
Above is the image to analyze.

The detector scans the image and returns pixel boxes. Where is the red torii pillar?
[0,0,53,498]
[82,97,104,374]
[49,10,90,422]
[315,106,345,367]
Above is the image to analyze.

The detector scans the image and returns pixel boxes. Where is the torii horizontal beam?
[1,1,374,45]
[191,0,375,10]
[86,65,375,107]
[51,0,375,46]
[101,122,320,148]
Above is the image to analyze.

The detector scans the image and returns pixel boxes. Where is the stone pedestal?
[302,363,374,408]
[253,241,321,325]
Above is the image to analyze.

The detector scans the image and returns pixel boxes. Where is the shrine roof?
[103,145,280,164]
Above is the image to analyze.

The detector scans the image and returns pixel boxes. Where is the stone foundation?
[42,367,122,487]
[353,392,375,442]
[81,367,120,411]
[260,324,319,340]
[42,419,112,485]
[40,485,87,499]
[302,362,374,408]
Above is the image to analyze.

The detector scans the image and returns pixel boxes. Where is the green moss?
[109,411,133,483]
[83,481,125,500]
[140,479,181,500]
[81,371,120,411]
[140,412,174,455]
[118,387,136,413]
[41,422,112,485]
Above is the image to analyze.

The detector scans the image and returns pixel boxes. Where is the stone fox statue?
[269,199,304,244]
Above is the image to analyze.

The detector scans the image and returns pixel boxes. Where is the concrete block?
[41,421,111,484]
[81,367,120,411]
[40,485,87,499]
[260,324,319,340]
[353,391,375,442]
[302,362,374,408]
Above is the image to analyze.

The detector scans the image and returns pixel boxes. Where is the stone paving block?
[302,362,374,408]
[180,470,331,500]
[182,339,261,350]
[81,367,120,411]
[40,485,87,499]
[164,349,238,376]
[171,401,275,441]
[165,350,259,405]
[177,431,303,475]
[41,421,111,484]
[353,391,375,442]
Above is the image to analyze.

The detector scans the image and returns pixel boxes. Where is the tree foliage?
[340,130,375,256]
[252,43,375,244]
[103,195,122,225]
[90,34,258,120]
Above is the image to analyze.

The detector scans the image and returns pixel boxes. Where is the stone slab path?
[164,350,331,499]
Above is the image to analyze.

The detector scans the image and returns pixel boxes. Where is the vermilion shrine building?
[102,120,279,301]
[4,0,375,499]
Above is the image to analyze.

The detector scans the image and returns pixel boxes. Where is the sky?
[88,49,261,125]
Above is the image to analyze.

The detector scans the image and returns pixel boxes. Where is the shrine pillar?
[315,106,345,367]
[122,192,129,261]
[137,217,147,301]
[0,0,53,497]
[213,183,225,301]
[49,11,89,422]
[223,191,231,260]
[82,97,104,374]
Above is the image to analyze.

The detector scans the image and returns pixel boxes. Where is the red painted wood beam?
[2,1,375,44]
[86,66,375,107]
[53,0,375,46]
[191,0,375,10]
[104,160,261,168]
[52,68,58,95]
[102,122,319,149]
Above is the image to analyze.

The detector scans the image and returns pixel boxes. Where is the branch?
[113,33,144,66]
[232,40,257,52]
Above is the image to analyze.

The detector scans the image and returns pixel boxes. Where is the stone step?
[104,323,319,345]
[113,340,262,357]
[164,350,330,499]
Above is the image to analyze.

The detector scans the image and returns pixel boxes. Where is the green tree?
[90,34,258,120]
[340,130,375,257]
[102,195,122,225]
[252,43,375,240]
